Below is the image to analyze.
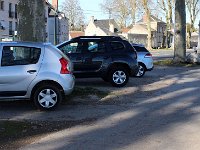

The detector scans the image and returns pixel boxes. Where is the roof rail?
[71,36,122,41]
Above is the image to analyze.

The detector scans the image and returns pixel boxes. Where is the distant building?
[85,16,120,36]
[121,15,172,48]
[0,0,69,44]
[46,0,69,45]
[0,0,18,41]
[69,31,85,40]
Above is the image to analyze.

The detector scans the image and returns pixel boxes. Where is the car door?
[0,44,43,97]
[57,41,85,73]
[81,40,109,75]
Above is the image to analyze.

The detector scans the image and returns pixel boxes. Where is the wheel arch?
[31,80,64,99]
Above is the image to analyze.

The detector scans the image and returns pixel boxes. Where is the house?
[0,0,69,44]
[0,0,18,41]
[69,31,85,40]
[121,15,170,48]
[85,16,120,36]
[46,0,69,45]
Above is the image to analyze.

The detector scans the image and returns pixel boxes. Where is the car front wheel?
[33,84,63,111]
[109,67,129,87]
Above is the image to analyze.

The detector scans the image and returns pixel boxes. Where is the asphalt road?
[1,66,200,150]
[150,49,195,61]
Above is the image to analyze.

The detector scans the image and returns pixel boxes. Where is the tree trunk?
[143,0,152,50]
[174,0,186,62]
[17,0,46,42]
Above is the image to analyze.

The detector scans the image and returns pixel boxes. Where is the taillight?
[59,57,71,74]
[144,53,152,58]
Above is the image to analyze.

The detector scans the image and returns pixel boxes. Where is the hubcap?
[38,89,57,108]
[136,65,144,76]
[113,71,126,84]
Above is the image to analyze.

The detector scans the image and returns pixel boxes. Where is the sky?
[59,0,106,23]
[57,0,200,28]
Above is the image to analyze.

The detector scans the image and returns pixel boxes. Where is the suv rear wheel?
[108,67,129,87]
[33,84,63,111]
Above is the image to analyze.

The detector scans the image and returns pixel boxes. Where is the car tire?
[102,77,109,82]
[136,63,146,77]
[33,84,63,111]
[108,67,129,87]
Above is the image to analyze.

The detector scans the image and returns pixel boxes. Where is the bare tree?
[17,0,46,42]
[174,0,186,62]
[141,0,152,50]
[100,0,130,28]
[61,0,85,31]
[128,0,137,24]
[186,0,200,48]
[157,0,174,48]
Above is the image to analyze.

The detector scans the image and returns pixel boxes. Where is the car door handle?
[27,70,37,74]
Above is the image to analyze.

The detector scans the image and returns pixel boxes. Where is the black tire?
[108,67,129,87]
[33,84,63,111]
[102,77,109,82]
[136,63,146,77]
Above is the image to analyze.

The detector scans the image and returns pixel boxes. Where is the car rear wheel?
[33,84,63,111]
[136,63,146,77]
[109,67,129,87]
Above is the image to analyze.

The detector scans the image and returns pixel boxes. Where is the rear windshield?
[133,46,149,52]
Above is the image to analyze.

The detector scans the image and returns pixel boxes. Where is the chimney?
[52,0,58,10]
[109,23,114,33]
[143,15,147,22]
[90,16,95,22]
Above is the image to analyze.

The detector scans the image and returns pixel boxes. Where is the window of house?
[59,42,82,54]
[15,4,17,18]
[0,1,4,10]
[110,42,125,51]
[9,3,12,12]
[9,21,13,35]
[15,22,18,31]
[1,46,41,66]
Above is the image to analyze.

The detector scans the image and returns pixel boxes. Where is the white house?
[85,16,120,36]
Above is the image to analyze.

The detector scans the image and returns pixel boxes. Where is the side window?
[59,42,82,54]
[110,42,125,51]
[87,41,106,53]
[1,46,41,66]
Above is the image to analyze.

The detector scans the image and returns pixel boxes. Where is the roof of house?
[129,24,156,35]
[137,15,165,23]
[94,19,116,30]
[69,31,85,38]
[121,28,131,33]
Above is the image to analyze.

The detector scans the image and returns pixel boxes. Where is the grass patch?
[0,121,31,138]
[68,87,109,100]
[154,59,200,67]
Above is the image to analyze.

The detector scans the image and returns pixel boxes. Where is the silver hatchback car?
[0,42,75,110]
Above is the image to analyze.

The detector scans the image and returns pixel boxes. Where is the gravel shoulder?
[1,66,200,150]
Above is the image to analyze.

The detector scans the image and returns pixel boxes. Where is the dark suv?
[57,36,138,87]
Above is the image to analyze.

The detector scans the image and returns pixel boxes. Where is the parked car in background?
[132,44,154,77]
[57,36,139,87]
[0,42,74,110]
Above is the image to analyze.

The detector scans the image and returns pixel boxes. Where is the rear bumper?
[147,66,154,71]
[58,74,75,95]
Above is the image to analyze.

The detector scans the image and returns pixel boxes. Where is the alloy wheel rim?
[38,89,57,108]
[113,71,126,84]
[137,65,144,76]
